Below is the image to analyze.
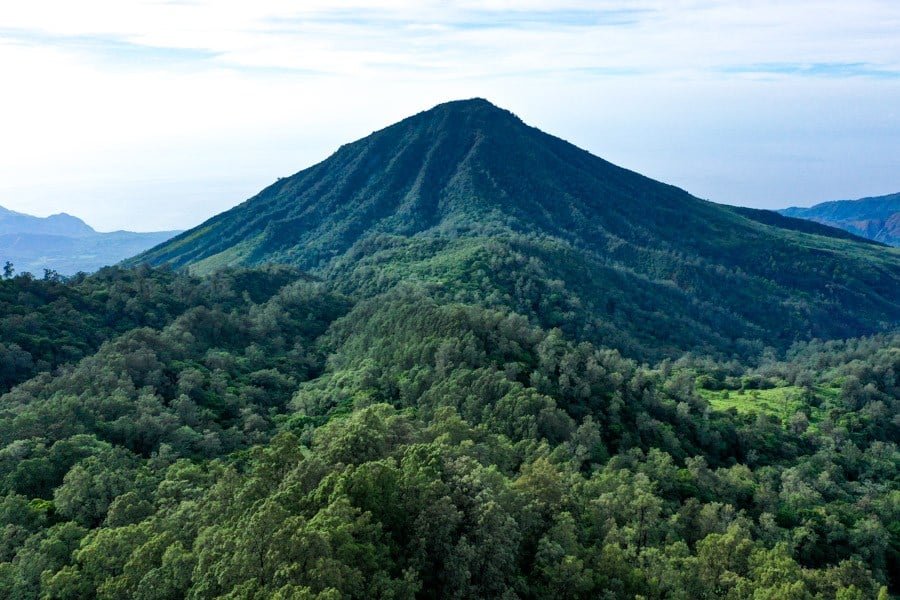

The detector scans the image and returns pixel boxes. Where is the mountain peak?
[48,212,93,228]
[408,97,523,130]
[426,97,502,113]
[432,97,495,109]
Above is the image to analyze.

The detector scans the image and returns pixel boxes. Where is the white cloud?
[0,1,898,230]
[4,1,899,76]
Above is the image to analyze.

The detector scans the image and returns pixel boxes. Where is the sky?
[0,1,898,232]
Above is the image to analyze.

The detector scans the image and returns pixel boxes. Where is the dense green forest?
[0,266,896,599]
[0,264,304,394]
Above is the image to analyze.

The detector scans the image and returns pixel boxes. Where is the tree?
[2,261,13,279]
[53,449,141,527]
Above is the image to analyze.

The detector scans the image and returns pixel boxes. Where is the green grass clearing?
[698,385,838,424]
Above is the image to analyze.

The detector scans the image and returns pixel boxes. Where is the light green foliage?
[698,386,828,423]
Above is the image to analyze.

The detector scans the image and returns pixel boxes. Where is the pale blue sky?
[0,1,898,231]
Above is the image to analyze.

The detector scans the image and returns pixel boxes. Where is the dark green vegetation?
[0,205,180,276]
[0,265,303,395]
[2,100,899,598]
[780,193,900,247]
[0,269,897,599]
[131,99,900,360]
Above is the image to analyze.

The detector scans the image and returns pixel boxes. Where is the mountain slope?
[131,99,900,358]
[0,206,181,275]
[779,192,900,246]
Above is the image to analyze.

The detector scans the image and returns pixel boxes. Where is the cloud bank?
[1,1,898,229]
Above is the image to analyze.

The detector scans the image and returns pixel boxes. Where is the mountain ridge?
[779,192,900,246]
[0,204,181,275]
[0,205,96,237]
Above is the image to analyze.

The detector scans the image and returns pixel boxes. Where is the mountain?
[0,206,181,275]
[779,192,900,246]
[0,206,96,237]
[3,99,899,598]
[130,98,900,358]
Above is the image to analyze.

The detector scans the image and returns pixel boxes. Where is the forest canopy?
[0,265,896,599]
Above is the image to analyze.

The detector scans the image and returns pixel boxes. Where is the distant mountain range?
[0,205,181,276]
[779,192,900,246]
[130,98,900,358]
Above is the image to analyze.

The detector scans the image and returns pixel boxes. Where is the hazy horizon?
[2,1,899,232]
